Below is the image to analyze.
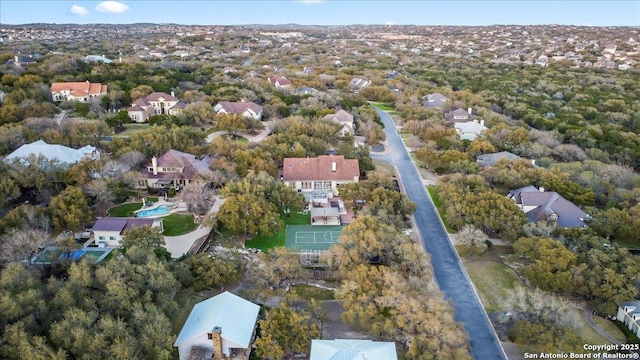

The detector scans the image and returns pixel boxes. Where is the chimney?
[539,186,545,192]
[209,326,224,360]
[480,119,485,126]
[171,90,175,98]
[531,159,536,166]
[152,156,158,175]
[468,107,472,115]
[332,161,337,172]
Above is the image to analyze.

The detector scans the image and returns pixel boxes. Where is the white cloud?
[96,1,129,13]
[70,5,88,16]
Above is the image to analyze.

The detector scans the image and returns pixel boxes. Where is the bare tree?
[1,227,50,263]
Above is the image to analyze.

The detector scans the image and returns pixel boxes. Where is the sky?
[1,1,639,27]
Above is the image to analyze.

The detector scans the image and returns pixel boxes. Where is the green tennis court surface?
[285,225,343,252]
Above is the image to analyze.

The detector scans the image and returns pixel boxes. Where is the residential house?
[294,86,320,96]
[6,54,38,70]
[213,101,263,120]
[507,186,589,228]
[616,301,640,337]
[476,151,527,167]
[137,149,215,190]
[421,92,450,108]
[83,54,113,64]
[309,339,397,360]
[51,81,107,102]
[4,140,99,166]
[268,75,292,89]
[454,119,488,141]
[282,155,359,200]
[174,291,260,360]
[92,217,163,247]
[127,92,185,123]
[444,108,474,123]
[350,77,371,91]
[322,109,355,137]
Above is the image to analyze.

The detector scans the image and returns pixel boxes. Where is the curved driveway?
[371,108,507,360]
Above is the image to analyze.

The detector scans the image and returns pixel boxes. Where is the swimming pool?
[31,247,113,264]
[135,205,169,218]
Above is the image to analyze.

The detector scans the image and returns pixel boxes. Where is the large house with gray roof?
[309,339,397,360]
[421,92,450,108]
[174,291,259,360]
[136,149,215,190]
[507,186,589,228]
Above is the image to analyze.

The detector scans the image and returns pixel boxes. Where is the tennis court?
[285,225,343,252]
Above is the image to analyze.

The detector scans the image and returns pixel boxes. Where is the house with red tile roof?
[214,101,263,120]
[282,155,359,197]
[51,81,107,102]
[268,75,293,89]
[127,91,185,123]
[136,149,215,190]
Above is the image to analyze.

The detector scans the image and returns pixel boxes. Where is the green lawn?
[426,186,455,232]
[162,214,197,236]
[464,260,525,313]
[112,123,150,138]
[247,212,311,252]
[290,284,335,300]
[370,102,396,112]
[107,202,143,217]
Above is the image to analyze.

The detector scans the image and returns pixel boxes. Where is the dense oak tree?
[254,302,321,360]
[48,186,93,233]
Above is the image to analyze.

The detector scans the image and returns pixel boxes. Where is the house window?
[302,181,312,190]
[109,236,116,241]
[98,236,105,241]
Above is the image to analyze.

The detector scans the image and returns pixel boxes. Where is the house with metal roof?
[174,291,260,360]
[616,301,640,337]
[4,140,99,166]
[309,339,397,360]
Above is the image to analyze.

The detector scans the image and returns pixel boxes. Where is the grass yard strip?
[248,212,311,252]
[426,186,455,233]
[107,202,143,217]
[162,214,196,236]
[463,260,525,313]
[370,102,396,112]
[290,284,335,300]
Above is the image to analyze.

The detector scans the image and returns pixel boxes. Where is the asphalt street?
[371,108,507,360]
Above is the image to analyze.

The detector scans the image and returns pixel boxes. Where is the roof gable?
[310,339,397,360]
[174,291,259,348]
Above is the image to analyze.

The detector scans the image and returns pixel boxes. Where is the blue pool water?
[136,205,169,217]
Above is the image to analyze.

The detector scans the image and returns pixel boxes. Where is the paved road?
[371,108,507,360]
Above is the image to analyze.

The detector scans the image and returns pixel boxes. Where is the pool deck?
[134,199,188,218]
